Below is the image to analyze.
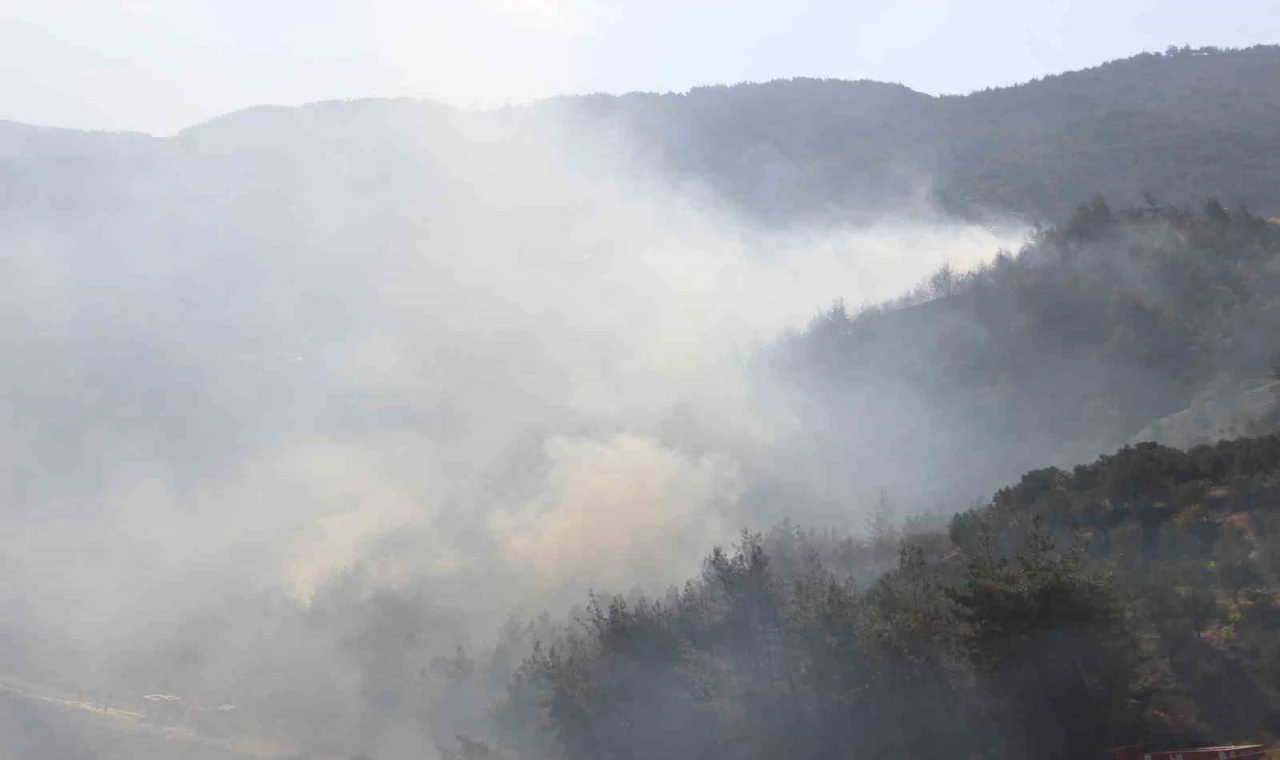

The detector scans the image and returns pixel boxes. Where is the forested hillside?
[422,197,1280,760]
[5,43,1280,760]
[752,197,1280,518]
[4,46,1280,227]
[81,198,1272,760]
[4,48,1276,520]
[560,45,1280,222]
[454,433,1280,760]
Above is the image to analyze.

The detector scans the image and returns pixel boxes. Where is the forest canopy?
[458,432,1280,760]
[558,45,1280,224]
[431,196,1280,760]
[6,45,1280,760]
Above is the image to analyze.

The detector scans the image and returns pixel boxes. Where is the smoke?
[489,433,743,592]
[0,97,1024,754]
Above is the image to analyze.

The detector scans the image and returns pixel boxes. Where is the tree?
[1204,197,1230,230]
[867,489,898,564]
[929,261,960,299]
[948,524,1145,760]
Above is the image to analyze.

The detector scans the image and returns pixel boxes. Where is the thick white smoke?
[0,100,1025,755]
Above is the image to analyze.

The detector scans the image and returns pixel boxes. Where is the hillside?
[481,433,1280,760]
[3,46,1280,226]
[754,197,1280,517]
[0,679,295,760]
[551,45,1280,223]
[5,45,1280,760]
[1129,382,1280,449]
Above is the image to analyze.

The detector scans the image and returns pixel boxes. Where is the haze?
[3,5,1280,760]
[1,0,1276,133]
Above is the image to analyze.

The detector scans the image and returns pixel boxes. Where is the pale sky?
[1,0,1277,135]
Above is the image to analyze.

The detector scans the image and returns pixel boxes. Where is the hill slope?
[3,46,1280,225]
[559,45,1280,222]
[492,434,1280,760]
[758,198,1280,518]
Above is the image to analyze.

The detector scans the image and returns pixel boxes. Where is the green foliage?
[769,196,1280,512]
[949,524,1145,759]
[567,46,1280,223]
[489,434,1280,760]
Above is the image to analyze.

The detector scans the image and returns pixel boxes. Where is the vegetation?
[476,434,1280,760]
[424,195,1280,760]
[9,46,1280,760]
[38,195,1275,760]
[562,45,1280,223]
[759,195,1280,513]
[8,47,1280,229]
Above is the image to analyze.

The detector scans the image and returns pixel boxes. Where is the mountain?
[2,48,1278,532]
[557,45,1280,223]
[1128,381,1280,449]
[4,46,1280,760]
[5,46,1280,227]
[761,199,1280,517]
[495,433,1280,760]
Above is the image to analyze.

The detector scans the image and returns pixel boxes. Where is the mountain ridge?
[4,45,1279,226]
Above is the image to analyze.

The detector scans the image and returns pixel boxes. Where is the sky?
[0,0,1277,135]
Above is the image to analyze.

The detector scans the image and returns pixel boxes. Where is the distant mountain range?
[4,45,1280,224]
[2,45,1279,514]
[556,44,1280,222]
